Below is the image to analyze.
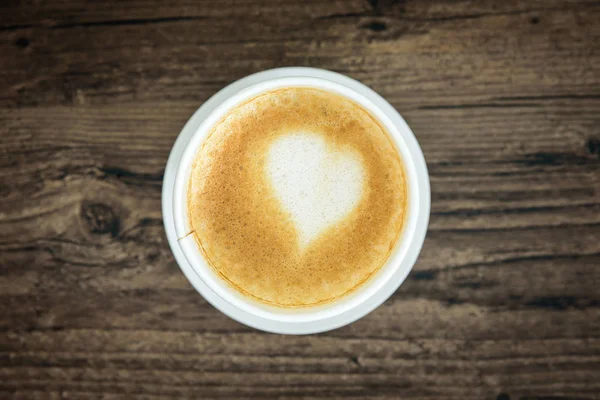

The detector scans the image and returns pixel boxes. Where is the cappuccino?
[187,87,407,307]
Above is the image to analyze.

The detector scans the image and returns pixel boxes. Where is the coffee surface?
[187,87,407,307]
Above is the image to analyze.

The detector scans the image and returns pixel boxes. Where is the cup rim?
[162,67,430,334]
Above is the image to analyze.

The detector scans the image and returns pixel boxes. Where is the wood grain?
[1,0,599,398]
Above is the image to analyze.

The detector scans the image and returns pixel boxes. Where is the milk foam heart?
[267,132,365,248]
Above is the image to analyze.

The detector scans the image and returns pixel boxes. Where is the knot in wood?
[81,202,120,237]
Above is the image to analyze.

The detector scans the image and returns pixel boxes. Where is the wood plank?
[1,102,598,237]
[2,243,600,337]
[0,2,599,108]
[1,330,599,398]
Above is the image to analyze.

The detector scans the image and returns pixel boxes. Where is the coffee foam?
[267,132,365,249]
[187,87,407,307]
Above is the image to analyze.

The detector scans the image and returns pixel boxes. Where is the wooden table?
[1,1,599,398]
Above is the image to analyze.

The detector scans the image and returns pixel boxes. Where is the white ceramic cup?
[162,67,430,334]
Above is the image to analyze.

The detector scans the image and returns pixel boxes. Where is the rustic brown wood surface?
[1,0,600,398]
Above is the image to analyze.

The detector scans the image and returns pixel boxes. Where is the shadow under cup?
[164,69,430,334]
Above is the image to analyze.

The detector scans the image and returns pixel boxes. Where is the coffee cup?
[162,67,430,334]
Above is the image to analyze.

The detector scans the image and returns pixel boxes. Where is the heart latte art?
[267,133,365,249]
[187,87,407,307]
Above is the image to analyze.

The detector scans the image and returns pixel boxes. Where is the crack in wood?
[53,16,208,30]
